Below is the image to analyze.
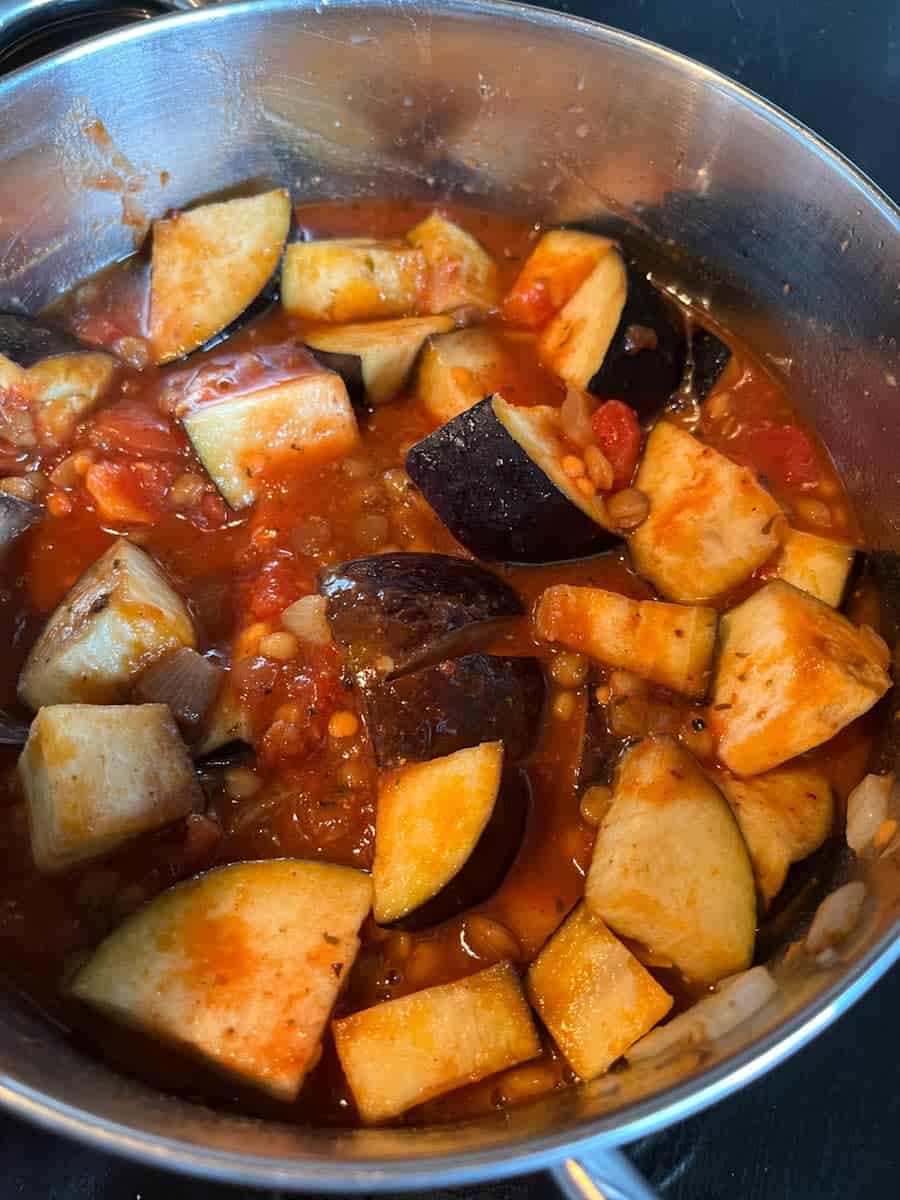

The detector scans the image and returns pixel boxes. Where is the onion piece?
[626,966,777,1064]
[281,594,332,645]
[560,386,596,449]
[846,772,894,853]
[805,880,866,956]
[132,647,224,736]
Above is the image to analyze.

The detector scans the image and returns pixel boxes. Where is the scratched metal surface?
[0,1,898,1198]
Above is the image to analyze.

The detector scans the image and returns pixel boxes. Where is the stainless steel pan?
[0,3,897,1197]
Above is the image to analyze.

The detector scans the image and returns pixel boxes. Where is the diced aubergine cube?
[526,904,672,1079]
[773,528,855,607]
[181,370,358,509]
[534,584,717,698]
[0,491,40,560]
[318,552,524,676]
[19,703,201,872]
[0,313,115,446]
[538,247,687,418]
[304,316,453,409]
[373,741,529,927]
[717,765,833,908]
[405,395,618,563]
[149,189,291,363]
[585,736,757,983]
[415,328,513,424]
[406,212,498,315]
[691,326,733,400]
[332,960,540,1122]
[503,229,615,327]
[72,860,372,1099]
[362,652,545,768]
[19,538,196,710]
[281,238,424,322]
[710,580,890,776]
[628,420,785,603]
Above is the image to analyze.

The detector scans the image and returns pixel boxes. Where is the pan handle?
[550,1148,660,1200]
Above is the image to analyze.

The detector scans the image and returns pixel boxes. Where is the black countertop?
[1,2,899,1197]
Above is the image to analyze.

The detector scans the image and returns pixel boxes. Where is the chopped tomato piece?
[748,423,820,486]
[84,460,165,525]
[503,278,556,328]
[591,400,642,488]
[91,402,184,459]
[247,561,306,621]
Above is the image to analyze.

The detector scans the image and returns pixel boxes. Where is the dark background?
[1,2,898,1197]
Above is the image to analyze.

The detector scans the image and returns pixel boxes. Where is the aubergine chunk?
[711,580,891,776]
[281,238,424,322]
[182,370,359,510]
[149,189,291,364]
[534,585,717,699]
[333,961,541,1122]
[0,491,40,560]
[503,230,615,326]
[691,326,733,401]
[19,538,196,710]
[527,904,672,1080]
[318,552,524,676]
[304,316,454,409]
[773,528,856,607]
[717,765,834,909]
[19,703,201,873]
[72,860,373,1100]
[538,247,687,419]
[629,420,785,603]
[415,328,512,424]
[407,212,498,315]
[585,736,757,983]
[0,313,115,446]
[405,395,618,564]
[362,653,545,767]
[373,741,530,928]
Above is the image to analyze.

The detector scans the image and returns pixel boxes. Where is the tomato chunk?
[591,400,642,488]
[84,460,170,525]
[91,402,184,459]
[748,423,820,486]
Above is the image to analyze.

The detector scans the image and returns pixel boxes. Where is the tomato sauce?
[0,200,872,1126]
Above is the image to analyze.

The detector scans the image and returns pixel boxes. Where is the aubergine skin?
[0,313,85,366]
[318,552,524,675]
[390,767,531,931]
[691,327,733,401]
[303,346,367,410]
[587,268,687,420]
[362,653,546,768]
[405,399,618,564]
[0,492,41,558]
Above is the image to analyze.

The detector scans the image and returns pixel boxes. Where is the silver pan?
[0,3,897,1198]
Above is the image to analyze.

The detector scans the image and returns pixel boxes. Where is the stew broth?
[0,200,873,1125]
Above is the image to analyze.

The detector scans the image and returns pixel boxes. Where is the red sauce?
[0,200,872,1126]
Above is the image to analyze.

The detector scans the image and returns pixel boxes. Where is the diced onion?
[805,880,866,956]
[133,647,224,732]
[627,966,777,1063]
[560,386,596,449]
[281,594,332,645]
[846,772,893,853]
